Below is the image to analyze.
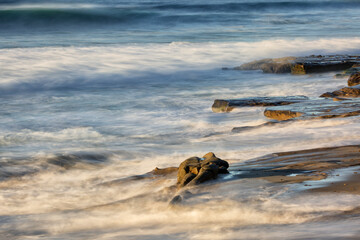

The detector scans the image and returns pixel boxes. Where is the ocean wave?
[1,1,360,30]
[1,38,360,93]
[0,127,109,146]
[152,1,360,12]
[0,5,157,28]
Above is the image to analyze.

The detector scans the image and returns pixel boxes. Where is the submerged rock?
[235,55,360,74]
[212,96,308,113]
[177,152,229,188]
[234,57,295,73]
[334,65,360,79]
[150,167,178,176]
[264,98,360,121]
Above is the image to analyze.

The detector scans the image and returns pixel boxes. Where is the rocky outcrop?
[177,152,229,187]
[212,96,308,113]
[348,72,360,87]
[320,86,360,98]
[233,55,360,74]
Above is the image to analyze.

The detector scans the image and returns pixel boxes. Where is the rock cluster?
[177,152,229,187]
[215,55,360,132]
[320,65,360,98]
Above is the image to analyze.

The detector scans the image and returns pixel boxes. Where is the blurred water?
[2,0,360,239]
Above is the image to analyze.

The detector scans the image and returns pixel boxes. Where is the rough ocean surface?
[2,0,360,239]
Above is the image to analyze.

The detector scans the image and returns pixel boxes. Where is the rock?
[291,62,354,75]
[212,96,309,113]
[177,152,229,188]
[348,72,360,87]
[234,55,360,74]
[333,65,360,79]
[320,86,360,98]
[229,145,360,185]
[264,109,303,121]
[231,120,289,133]
[150,167,178,176]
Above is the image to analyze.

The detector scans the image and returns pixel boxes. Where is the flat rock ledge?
[177,152,229,188]
[231,145,360,187]
[212,96,308,113]
[231,55,360,74]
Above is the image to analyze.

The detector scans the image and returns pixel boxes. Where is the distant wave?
[0,6,157,28]
[151,1,360,11]
[1,1,360,29]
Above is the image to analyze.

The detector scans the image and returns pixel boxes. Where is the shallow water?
[2,0,360,239]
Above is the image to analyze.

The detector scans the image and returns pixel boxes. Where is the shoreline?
[153,56,360,200]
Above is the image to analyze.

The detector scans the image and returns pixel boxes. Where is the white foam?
[0,127,109,146]
[0,3,101,10]
[1,37,360,91]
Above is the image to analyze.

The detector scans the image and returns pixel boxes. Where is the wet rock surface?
[234,55,360,74]
[177,152,229,188]
[263,98,360,121]
[348,72,360,87]
[334,65,360,79]
[230,145,360,184]
[320,85,360,98]
[212,96,308,113]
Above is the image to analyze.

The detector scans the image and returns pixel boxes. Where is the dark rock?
[235,55,360,74]
[320,86,360,98]
[348,73,360,87]
[212,96,309,113]
[260,62,293,74]
[177,152,229,188]
[179,173,197,186]
[291,62,354,75]
[169,195,182,205]
[333,64,360,79]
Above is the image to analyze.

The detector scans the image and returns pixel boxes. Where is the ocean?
[1,0,360,239]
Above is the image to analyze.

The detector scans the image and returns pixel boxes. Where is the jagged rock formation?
[177,152,229,187]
